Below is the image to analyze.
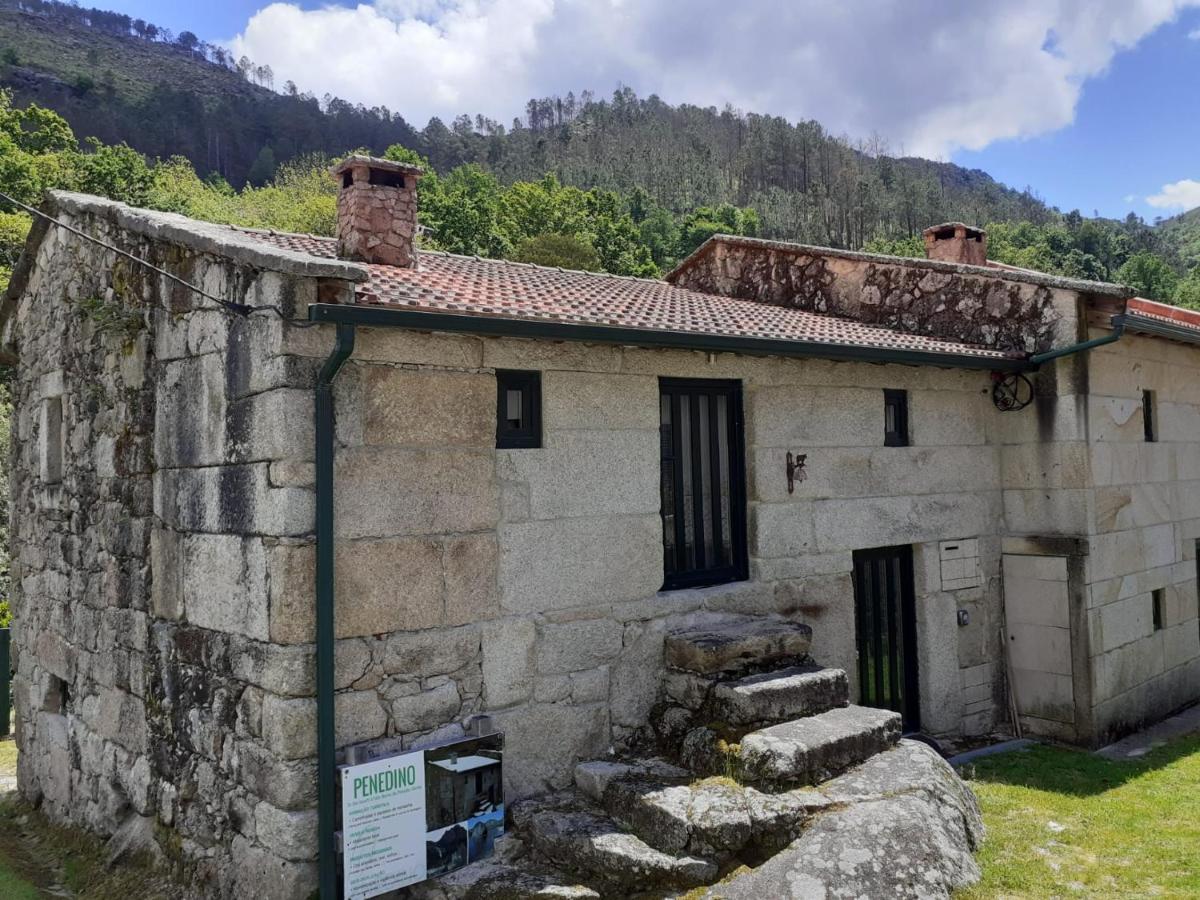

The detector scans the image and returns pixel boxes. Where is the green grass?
[960,734,1200,898]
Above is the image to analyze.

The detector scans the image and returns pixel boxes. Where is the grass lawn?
[960,733,1200,898]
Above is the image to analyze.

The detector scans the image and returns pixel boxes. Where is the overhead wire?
[0,190,319,327]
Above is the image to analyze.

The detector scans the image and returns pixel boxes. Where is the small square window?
[1143,390,1157,442]
[1152,588,1164,631]
[496,370,541,449]
[884,390,909,447]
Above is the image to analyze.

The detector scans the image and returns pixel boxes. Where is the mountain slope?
[1158,207,1200,268]
[0,0,1189,266]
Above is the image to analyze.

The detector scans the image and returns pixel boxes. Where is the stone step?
[664,616,813,675]
[602,777,752,857]
[511,792,718,892]
[739,705,902,787]
[574,757,690,803]
[709,665,849,727]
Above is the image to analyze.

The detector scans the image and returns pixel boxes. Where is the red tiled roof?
[245,230,1022,362]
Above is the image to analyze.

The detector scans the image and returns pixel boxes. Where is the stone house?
[0,155,1198,897]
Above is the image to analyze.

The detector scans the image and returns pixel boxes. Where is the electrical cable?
[0,190,319,327]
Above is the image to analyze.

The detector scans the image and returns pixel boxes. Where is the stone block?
[483,337,620,373]
[1093,633,1167,703]
[155,463,314,537]
[261,695,317,760]
[609,620,666,729]
[542,371,658,431]
[537,619,624,674]
[238,741,318,811]
[814,492,999,555]
[482,618,536,709]
[909,389,986,447]
[1003,489,1091,536]
[182,534,269,641]
[335,537,445,636]
[362,367,495,448]
[230,639,315,697]
[739,705,901,786]
[498,515,662,613]
[227,389,313,464]
[336,689,389,748]
[665,617,813,675]
[443,533,501,626]
[255,801,318,862]
[749,502,816,559]
[1098,594,1154,653]
[268,542,316,645]
[489,703,609,799]
[383,626,480,678]
[154,354,226,467]
[391,681,461,734]
[1163,620,1200,671]
[748,385,880,448]
[498,430,659,520]
[334,447,499,539]
[230,833,319,900]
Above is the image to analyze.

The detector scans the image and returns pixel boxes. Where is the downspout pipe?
[1029,314,1126,365]
[315,321,356,900]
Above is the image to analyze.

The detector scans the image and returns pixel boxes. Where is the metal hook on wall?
[786,451,807,494]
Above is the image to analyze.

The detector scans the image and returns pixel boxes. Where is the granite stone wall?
[1083,331,1200,742]
[8,193,365,900]
[668,237,1083,354]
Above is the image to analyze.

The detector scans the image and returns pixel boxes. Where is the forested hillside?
[0,0,1196,303]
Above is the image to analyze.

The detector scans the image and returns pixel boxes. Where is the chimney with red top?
[331,155,424,267]
[922,222,987,267]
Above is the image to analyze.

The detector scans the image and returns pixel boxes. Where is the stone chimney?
[332,155,424,267]
[922,222,987,267]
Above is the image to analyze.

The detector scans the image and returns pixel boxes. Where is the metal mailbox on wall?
[339,733,504,900]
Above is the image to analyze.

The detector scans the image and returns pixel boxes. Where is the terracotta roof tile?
[245,230,1022,362]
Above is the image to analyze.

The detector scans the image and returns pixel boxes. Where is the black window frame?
[659,377,748,591]
[884,389,909,447]
[495,370,542,449]
[1143,389,1157,443]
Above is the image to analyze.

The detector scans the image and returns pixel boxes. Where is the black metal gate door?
[852,545,920,732]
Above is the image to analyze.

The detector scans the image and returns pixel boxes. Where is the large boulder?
[700,741,983,899]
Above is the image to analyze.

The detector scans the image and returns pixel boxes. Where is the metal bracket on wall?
[786,451,807,494]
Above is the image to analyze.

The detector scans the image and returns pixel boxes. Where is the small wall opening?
[42,673,67,713]
[342,170,354,189]
[368,169,406,188]
[40,395,64,484]
[1152,589,1165,631]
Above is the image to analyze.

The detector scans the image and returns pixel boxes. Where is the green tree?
[382,143,431,169]
[513,233,601,270]
[246,145,277,186]
[419,164,510,257]
[1116,251,1180,302]
[73,139,153,206]
[1174,268,1200,310]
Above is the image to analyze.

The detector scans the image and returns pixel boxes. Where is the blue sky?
[101,1,1200,220]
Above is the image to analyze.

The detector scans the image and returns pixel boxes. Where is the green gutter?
[1122,312,1200,345]
[1029,314,1126,365]
[315,321,355,900]
[306,304,1035,372]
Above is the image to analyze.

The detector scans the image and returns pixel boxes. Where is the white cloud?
[1147,178,1200,210]
[1190,26,1200,38]
[227,0,1200,157]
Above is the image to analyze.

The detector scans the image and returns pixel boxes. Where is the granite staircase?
[417,615,914,900]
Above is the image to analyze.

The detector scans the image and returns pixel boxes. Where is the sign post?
[341,751,427,899]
